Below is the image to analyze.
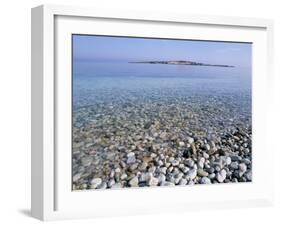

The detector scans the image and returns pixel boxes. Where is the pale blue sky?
[73,35,252,67]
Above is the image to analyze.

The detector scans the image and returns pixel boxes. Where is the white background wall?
[0,0,280,225]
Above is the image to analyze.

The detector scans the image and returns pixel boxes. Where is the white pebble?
[216,169,226,183]
[90,178,102,188]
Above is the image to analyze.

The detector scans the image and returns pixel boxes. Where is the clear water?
[72,61,252,189]
[73,61,251,109]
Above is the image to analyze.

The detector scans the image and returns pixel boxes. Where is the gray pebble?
[185,159,194,167]
[148,176,159,186]
[179,178,188,185]
[187,168,197,180]
[90,178,102,188]
[108,179,115,188]
[239,163,247,177]
[158,174,166,184]
[187,137,194,144]
[97,182,107,189]
[201,177,211,184]
[73,173,82,182]
[127,152,136,164]
[160,181,175,186]
[230,161,239,170]
[198,157,205,169]
[129,176,139,187]
[139,162,148,171]
[111,183,122,189]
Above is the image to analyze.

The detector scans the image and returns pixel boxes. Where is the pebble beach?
[72,71,252,190]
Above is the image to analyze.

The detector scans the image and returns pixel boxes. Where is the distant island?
[129,60,234,67]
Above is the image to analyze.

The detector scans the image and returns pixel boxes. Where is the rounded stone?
[239,163,247,177]
[197,169,209,177]
[129,176,139,187]
[187,168,197,180]
[148,176,159,186]
[216,169,227,183]
[127,152,136,164]
[201,177,211,184]
[90,178,102,188]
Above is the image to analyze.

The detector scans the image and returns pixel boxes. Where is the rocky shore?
[72,93,252,190]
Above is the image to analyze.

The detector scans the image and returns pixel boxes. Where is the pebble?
[73,173,82,182]
[160,181,175,186]
[185,159,194,167]
[110,170,115,178]
[201,177,211,184]
[148,166,156,173]
[158,174,166,184]
[148,176,159,186]
[239,163,247,176]
[245,171,252,181]
[108,179,115,187]
[82,184,87,189]
[187,137,194,144]
[129,176,139,187]
[157,160,164,166]
[198,157,205,169]
[191,144,197,155]
[197,169,209,177]
[206,167,215,174]
[90,178,102,188]
[127,152,136,164]
[111,183,122,189]
[120,173,128,180]
[97,182,107,189]
[243,158,251,165]
[175,172,184,183]
[181,166,189,174]
[139,172,150,183]
[225,156,232,165]
[216,169,227,183]
[203,152,209,159]
[178,141,185,147]
[139,162,148,171]
[173,167,180,175]
[204,144,210,151]
[129,163,139,171]
[81,156,93,167]
[187,168,197,180]
[230,161,239,170]
[179,178,188,185]
[160,167,167,174]
[167,166,174,173]
[115,168,121,173]
[230,155,241,162]
[172,159,180,166]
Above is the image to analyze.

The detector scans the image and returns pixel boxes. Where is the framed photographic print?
[31,4,274,221]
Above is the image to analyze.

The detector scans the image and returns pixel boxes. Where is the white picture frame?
[31,4,274,221]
